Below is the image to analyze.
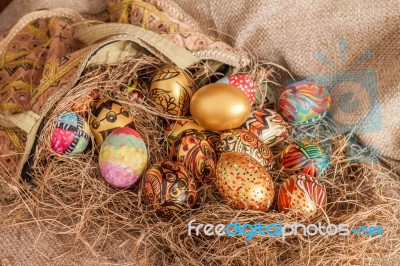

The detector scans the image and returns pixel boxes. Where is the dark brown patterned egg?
[216,129,274,170]
[170,129,216,182]
[143,161,198,216]
[216,152,275,211]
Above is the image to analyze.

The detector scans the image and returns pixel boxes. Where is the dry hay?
[0,54,399,266]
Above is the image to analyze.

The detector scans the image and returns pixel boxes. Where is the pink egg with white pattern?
[217,74,257,105]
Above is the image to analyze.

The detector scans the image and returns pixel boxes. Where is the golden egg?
[149,66,195,116]
[190,83,251,131]
[89,98,135,145]
[216,152,275,211]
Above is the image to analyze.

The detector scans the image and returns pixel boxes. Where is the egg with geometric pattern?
[89,98,135,145]
[216,152,274,211]
[277,173,327,216]
[50,112,91,155]
[241,109,289,147]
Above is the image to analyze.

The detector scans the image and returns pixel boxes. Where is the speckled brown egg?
[170,129,216,182]
[216,152,274,211]
[277,174,327,216]
[216,129,274,170]
[143,160,198,216]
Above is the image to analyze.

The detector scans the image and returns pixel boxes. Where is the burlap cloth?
[0,0,399,265]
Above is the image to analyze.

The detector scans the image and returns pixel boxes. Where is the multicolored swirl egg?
[89,98,135,145]
[241,109,289,147]
[170,129,216,182]
[149,66,195,116]
[143,160,198,216]
[278,81,332,124]
[216,152,275,211]
[50,112,91,155]
[216,129,274,170]
[277,174,327,216]
[98,127,147,188]
[279,140,329,178]
[217,74,256,105]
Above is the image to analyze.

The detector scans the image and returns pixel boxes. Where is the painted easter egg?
[98,127,147,188]
[143,160,198,216]
[190,83,251,131]
[149,66,195,116]
[123,80,145,102]
[89,98,135,145]
[170,129,216,182]
[277,174,327,216]
[278,81,332,124]
[279,140,329,178]
[217,74,256,105]
[165,120,205,145]
[241,109,289,147]
[216,129,274,170]
[216,152,275,211]
[50,112,91,155]
[71,90,100,117]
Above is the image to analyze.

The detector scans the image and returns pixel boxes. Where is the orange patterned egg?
[216,129,274,170]
[143,161,198,216]
[277,174,327,216]
[170,129,216,182]
[216,152,274,211]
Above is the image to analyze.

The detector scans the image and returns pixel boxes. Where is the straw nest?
[0,55,399,266]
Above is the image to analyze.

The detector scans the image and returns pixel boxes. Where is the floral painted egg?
[50,112,91,155]
[277,174,327,216]
[89,98,135,145]
[165,120,205,145]
[241,109,289,147]
[99,127,147,188]
[278,81,332,124]
[216,129,274,170]
[143,160,198,216]
[170,129,216,182]
[216,152,275,211]
[279,140,329,178]
[217,74,256,105]
[190,83,251,131]
[71,90,100,117]
[149,66,195,116]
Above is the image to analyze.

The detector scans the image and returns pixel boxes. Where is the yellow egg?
[216,152,275,211]
[190,83,251,131]
[165,120,205,145]
[149,66,195,116]
[89,98,135,145]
